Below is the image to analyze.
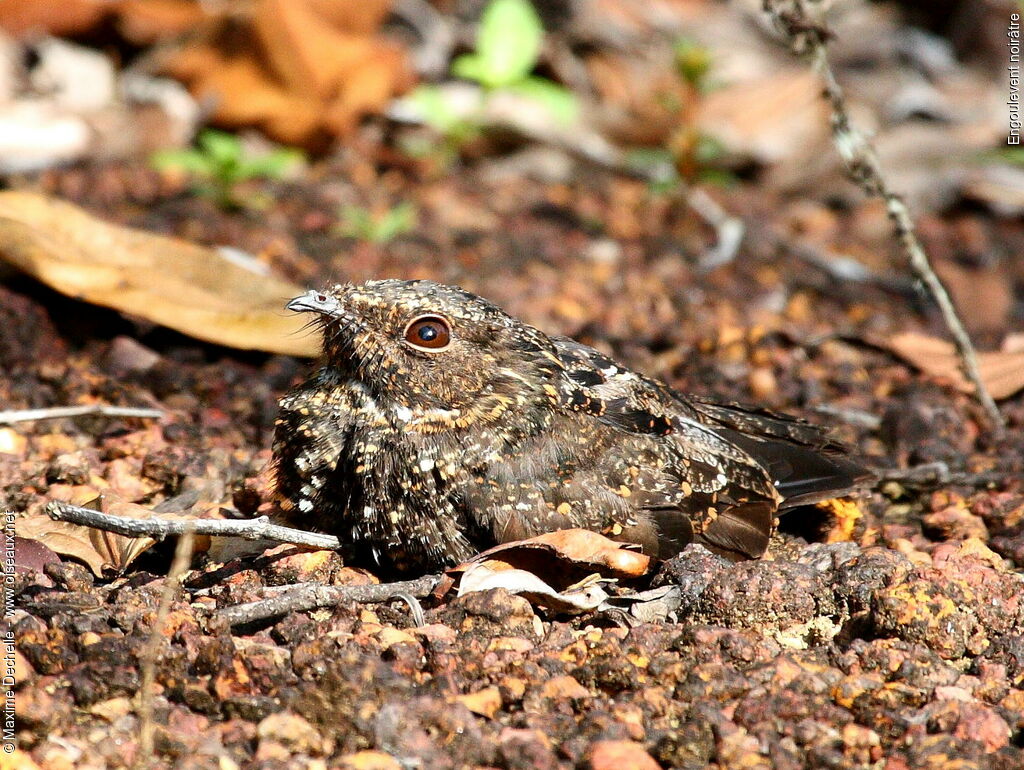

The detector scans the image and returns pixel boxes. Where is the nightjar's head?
[288,280,563,421]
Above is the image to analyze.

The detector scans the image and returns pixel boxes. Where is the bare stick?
[135,526,194,769]
[762,0,1004,432]
[687,188,745,271]
[0,404,164,424]
[219,574,442,627]
[45,501,341,549]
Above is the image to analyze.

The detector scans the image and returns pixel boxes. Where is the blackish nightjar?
[272,280,870,573]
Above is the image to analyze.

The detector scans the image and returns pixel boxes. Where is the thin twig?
[762,0,1004,433]
[135,526,195,769]
[393,592,428,627]
[219,574,442,628]
[45,502,341,549]
[687,188,745,271]
[0,405,164,424]
[809,404,883,430]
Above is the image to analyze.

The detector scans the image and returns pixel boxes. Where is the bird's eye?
[315,293,327,303]
[403,315,452,351]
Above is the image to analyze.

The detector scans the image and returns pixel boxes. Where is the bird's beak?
[286,290,329,314]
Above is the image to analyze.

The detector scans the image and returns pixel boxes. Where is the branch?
[44,502,341,549]
[762,0,1005,433]
[0,404,164,424]
[44,501,441,626]
[218,574,442,627]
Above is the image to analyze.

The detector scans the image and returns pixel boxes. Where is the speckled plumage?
[272,279,869,573]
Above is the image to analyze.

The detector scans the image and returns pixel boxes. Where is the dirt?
[5,135,1024,769]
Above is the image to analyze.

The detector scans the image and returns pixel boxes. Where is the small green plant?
[151,129,303,209]
[336,202,417,244]
[625,135,735,193]
[407,0,577,160]
[624,37,730,193]
[987,146,1024,166]
[402,86,484,167]
[673,37,714,92]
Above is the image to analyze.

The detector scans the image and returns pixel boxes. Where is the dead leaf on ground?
[880,332,1024,400]
[457,562,614,614]
[163,0,413,147]
[696,70,829,167]
[17,498,202,577]
[439,529,652,610]
[0,0,206,41]
[934,259,1013,337]
[14,536,61,584]
[459,529,652,580]
[0,191,318,356]
[19,496,216,577]
[0,0,112,38]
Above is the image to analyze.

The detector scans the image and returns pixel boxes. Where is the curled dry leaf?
[882,332,1024,400]
[0,0,207,42]
[457,561,613,614]
[442,529,652,610]
[163,0,413,146]
[455,528,652,580]
[0,191,318,356]
[17,517,147,577]
[597,585,684,626]
[17,498,206,577]
[14,536,62,584]
[0,0,112,38]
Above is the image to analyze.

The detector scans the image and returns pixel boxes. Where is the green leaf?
[337,203,417,244]
[674,37,712,89]
[451,54,488,86]
[697,168,738,188]
[197,130,243,167]
[236,148,304,181]
[373,202,417,244]
[407,85,462,133]
[987,146,1024,165]
[459,0,543,88]
[507,77,578,126]
[150,148,215,176]
[694,134,727,165]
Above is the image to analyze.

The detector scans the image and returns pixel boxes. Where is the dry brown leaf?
[0,0,111,38]
[0,0,207,43]
[115,0,209,44]
[14,536,61,578]
[0,191,318,356]
[588,49,699,147]
[18,513,154,577]
[493,529,652,578]
[696,70,829,166]
[934,259,1013,337]
[18,499,209,577]
[439,530,651,609]
[163,0,412,146]
[449,528,652,586]
[882,332,1024,400]
[457,561,613,614]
